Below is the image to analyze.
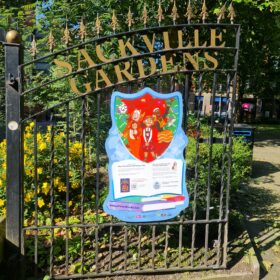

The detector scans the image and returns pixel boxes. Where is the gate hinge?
[8,73,16,85]
[7,73,19,89]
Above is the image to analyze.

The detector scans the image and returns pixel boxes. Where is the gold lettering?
[210,29,226,47]
[177,30,183,48]
[54,59,89,95]
[163,31,171,49]
[54,59,73,75]
[78,49,96,71]
[118,39,140,57]
[69,78,92,95]
[194,29,207,47]
[96,44,112,63]
[161,55,174,73]
[204,52,218,69]
[183,53,199,70]
[95,69,113,90]
[137,58,157,78]
[114,62,134,82]
[142,34,156,53]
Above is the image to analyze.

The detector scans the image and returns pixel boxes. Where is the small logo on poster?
[153,181,160,189]
[120,178,130,192]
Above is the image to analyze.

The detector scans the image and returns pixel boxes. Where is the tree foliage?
[0,0,279,124]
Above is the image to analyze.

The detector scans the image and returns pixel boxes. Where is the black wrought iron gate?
[5,2,240,279]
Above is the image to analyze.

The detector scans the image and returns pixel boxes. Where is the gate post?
[4,30,23,255]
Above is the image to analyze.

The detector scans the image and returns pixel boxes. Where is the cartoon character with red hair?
[141,115,158,162]
[122,109,143,159]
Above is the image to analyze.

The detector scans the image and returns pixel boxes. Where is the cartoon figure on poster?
[104,87,189,222]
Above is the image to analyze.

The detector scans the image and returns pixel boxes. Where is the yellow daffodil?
[0,199,5,207]
[41,182,50,195]
[24,192,33,203]
[71,181,80,189]
[39,142,47,151]
[38,198,45,208]
[37,167,43,175]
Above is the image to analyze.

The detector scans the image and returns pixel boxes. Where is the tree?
[0,0,279,125]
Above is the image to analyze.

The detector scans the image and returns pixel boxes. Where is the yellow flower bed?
[0,123,94,220]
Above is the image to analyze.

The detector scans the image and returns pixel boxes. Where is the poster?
[104,87,189,222]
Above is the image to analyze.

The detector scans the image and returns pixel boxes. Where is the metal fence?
[4,3,240,279]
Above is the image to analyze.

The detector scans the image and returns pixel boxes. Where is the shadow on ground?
[252,161,280,179]
[234,184,280,279]
[254,139,280,147]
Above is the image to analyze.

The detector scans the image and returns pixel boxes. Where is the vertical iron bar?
[95,93,101,273]
[183,75,190,133]
[95,93,101,223]
[164,225,169,269]
[80,97,86,275]
[95,227,99,274]
[223,25,241,267]
[178,223,183,267]
[216,73,231,266]
[179,74,190,261]
[19,66,26,280]
[191,73,203,267]
[109,226,113,273]
[180,72,190,274]
[124,226,128,271]
[138,226,142,270]
[65,103,70,275]
[157,77,161,91]
[33,120,38,276]
[152,225,156,269]
[49,111,55,276]
[5,41,23,257]
[204,73,217,266]
[170,75,175,92]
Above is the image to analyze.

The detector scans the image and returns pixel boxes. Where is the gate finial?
[62,20,71,46]
[156,1,164,26]
[95,14,102,36]
[228,2,236,24]
[171,0,179,25]
[127,7,134,31]
[6,30,21,44]
[217,3,226,23]
[30,34,38,58]
[185,0,193,24]
[79,17,87,41]
[142,4,149,27]
[47,30,55,52]
[201,0,208,23]
[111,10,119,33]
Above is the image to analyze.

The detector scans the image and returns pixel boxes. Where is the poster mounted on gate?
[103,87,188,222]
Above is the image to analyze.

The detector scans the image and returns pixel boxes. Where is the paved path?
[243,127,280,280]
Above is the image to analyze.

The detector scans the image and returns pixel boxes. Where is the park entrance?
[5,2,240,278]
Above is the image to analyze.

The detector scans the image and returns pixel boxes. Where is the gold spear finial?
[185,0,193,23]
[30,34,38,58]
[111,10,119,33]
[156,1,164,26]
[79,17,87,40]
[142,3,149,27]
[201,0,208,23]
[95,14,102,36]
[228,2,236,24]
[171,0,179,24]
[47,30,55,52]
[217,3,226,23]
[126,7,134,30]
[62,20,71,46]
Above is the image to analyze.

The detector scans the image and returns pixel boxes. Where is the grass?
[255,124,280,133]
